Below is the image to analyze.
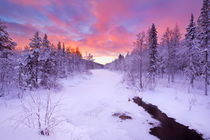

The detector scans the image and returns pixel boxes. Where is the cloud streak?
[0,0,202,63]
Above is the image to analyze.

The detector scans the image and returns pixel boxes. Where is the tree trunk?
[205,50,208,96]
[139,59,143,89]
[172,67,174,83]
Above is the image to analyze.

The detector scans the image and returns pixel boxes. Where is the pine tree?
[117,54,125,71]
[184,14,200,87]
[40,34,51,60]
[74,47,82,72]
[85,53,94,69]
[56,42,63,78]
[50,44,58,78]
[0,21,16,51]
[61,43,67,78]
[0,21,16,97]
[17,58,27,98]
[40,34,55,89]
[148,24,158,88]
[25,32,42,89]
[197,0,210,95]
[65,48,73,73]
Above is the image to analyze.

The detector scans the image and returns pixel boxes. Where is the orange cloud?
[1,0,202,64]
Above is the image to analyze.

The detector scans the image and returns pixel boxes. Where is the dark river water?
[133,97,204,140]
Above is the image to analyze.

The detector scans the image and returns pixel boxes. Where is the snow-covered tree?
[171,25,181,82]
[56,42,63,78]
[0,21,16,97]
[40,34,51,60]
[162,27,172,82]
[85,53,94,69]
[66,48,73,73]
[16,47,30,98]
[25,32,42,89]
[50,44,58,78]
[148,24,158,88]
[39,34,56,89]
[135,32,146,89]
[61,43,67,78]
[162,25,181,83]
[72,47,82,72]
[0,21,16,51]
[197,0,210,95]
[184,14,200,87]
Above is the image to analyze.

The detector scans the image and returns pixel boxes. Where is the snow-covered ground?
[0,69,158,140]
[138,78,210,139]
[1,69,209,140]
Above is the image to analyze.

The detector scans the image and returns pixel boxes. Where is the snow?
[0,69,158,140]
[138,77,210,139]
[1,69,209,140]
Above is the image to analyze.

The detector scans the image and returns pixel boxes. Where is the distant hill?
[82,59,104,69]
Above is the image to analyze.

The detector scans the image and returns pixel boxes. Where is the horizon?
[0,0,202,64]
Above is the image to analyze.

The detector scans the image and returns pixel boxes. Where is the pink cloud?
[1,0,203,63]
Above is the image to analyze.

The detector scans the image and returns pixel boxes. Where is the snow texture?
[138,77,210,139]
[0,70,159,140]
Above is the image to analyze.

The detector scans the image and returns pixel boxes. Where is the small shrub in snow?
[19,91,63,136]
[188,95,197,111]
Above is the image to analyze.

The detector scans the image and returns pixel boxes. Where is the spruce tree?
[40,34,55,89]
[0,21,16,96]
[61,43,67,78]
[57,42,63,78]
[17,58,27,98]
[25,32,42,89]
[184,14,200,87]
[148,24,158,88]
[197,0,210,95]
[66,48,73,73]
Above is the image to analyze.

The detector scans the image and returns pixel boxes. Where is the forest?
[0,27,103,98]
[0,0,209,140]
[106,1,209,95]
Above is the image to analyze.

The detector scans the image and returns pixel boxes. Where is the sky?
[0,0,202,64]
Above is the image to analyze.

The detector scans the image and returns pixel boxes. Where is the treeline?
[106,0,209,95]
[0,22,102,98]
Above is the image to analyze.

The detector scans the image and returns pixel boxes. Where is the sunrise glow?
[0,0,202,64]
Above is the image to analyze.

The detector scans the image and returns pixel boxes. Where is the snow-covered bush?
[19,92,63,136]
